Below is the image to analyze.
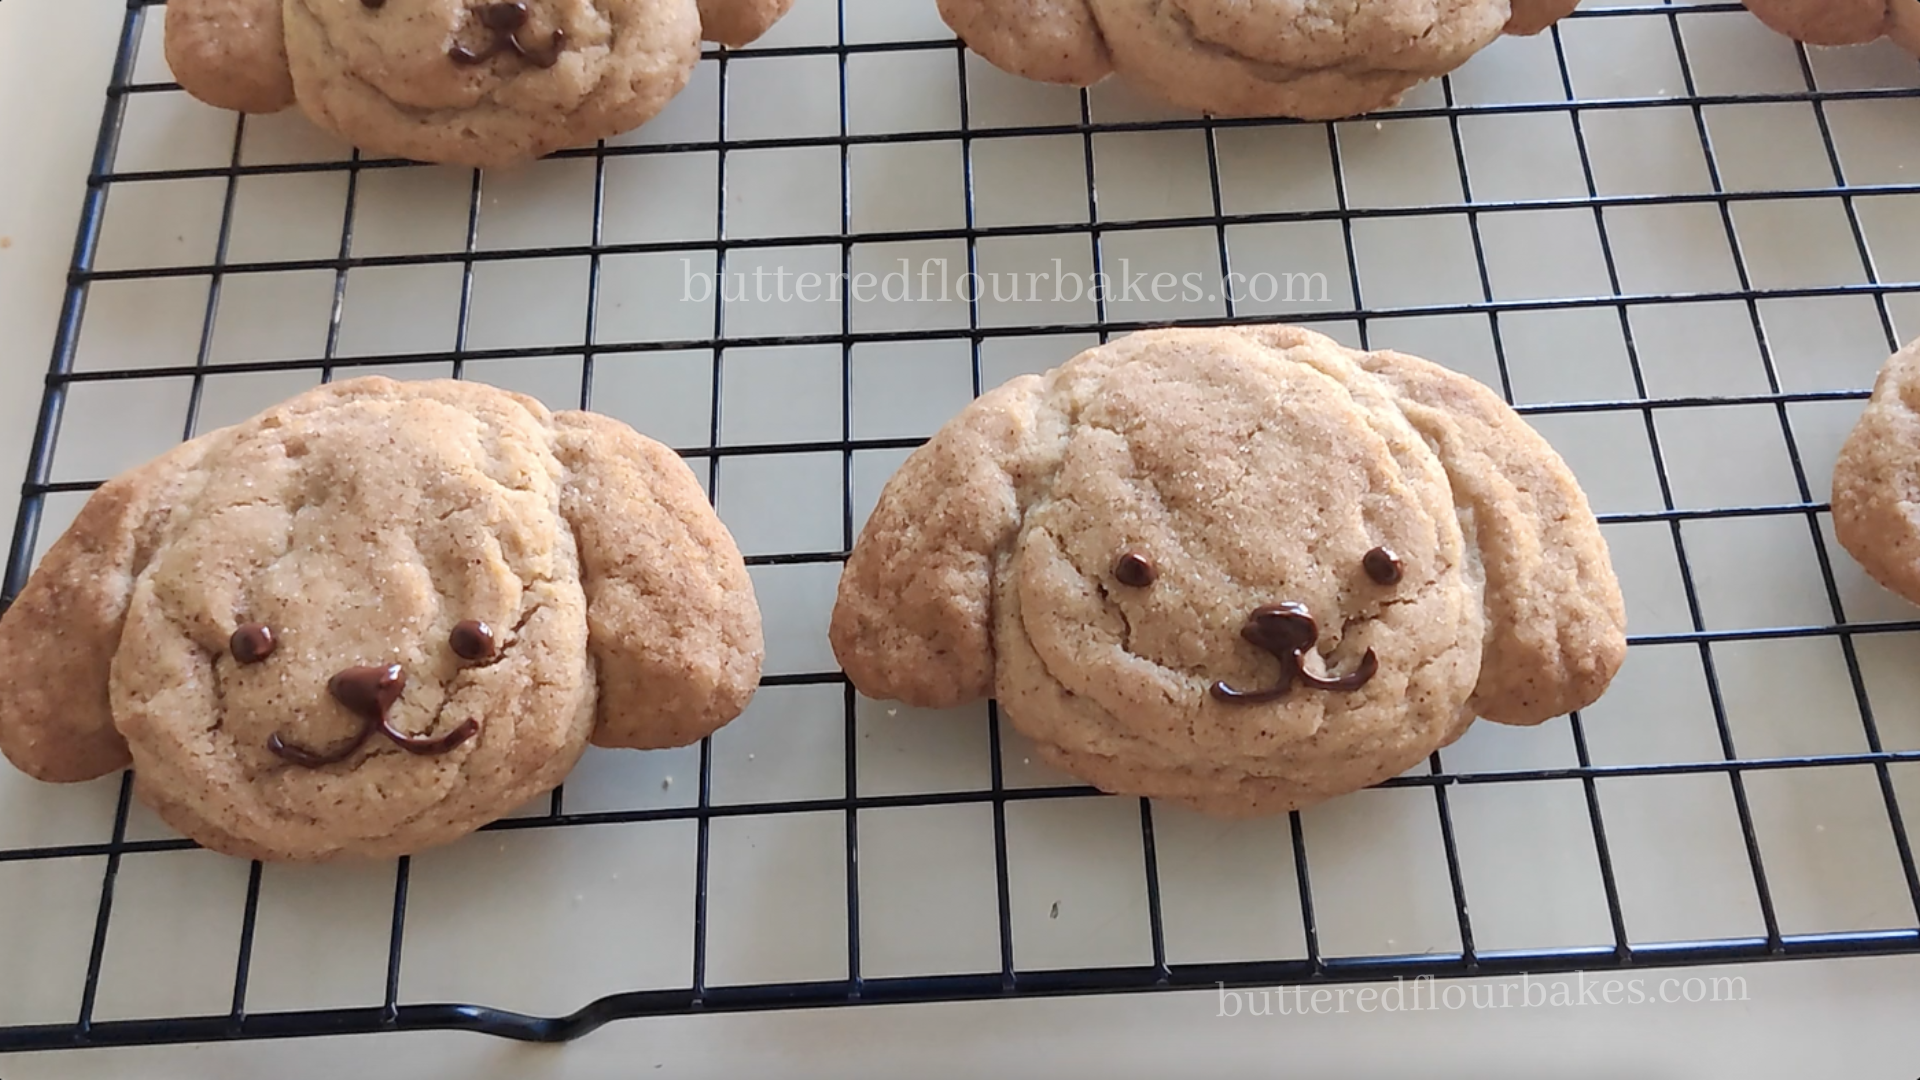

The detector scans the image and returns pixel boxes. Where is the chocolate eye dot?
[1113,551,1158,588]
[230,623,276,665]
[1363,546,1404,586]
[450,620,496,662]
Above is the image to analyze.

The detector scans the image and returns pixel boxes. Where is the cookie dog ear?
[1505,0,1583,35]
[164,0,296,115]
[1353,351,1627,727]
[830,376,1052,711]
[1896,2,1920,55]
[0,441,210,783]
[698,0,798,47]
[552,412,763,751]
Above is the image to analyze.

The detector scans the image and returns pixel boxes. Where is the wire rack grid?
[4,0,1920,1055]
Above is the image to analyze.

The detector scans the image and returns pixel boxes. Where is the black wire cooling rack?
[6,0,1920,1054]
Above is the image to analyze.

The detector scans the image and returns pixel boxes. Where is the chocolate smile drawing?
[1211,604,1380,704]
[267,663,481,768]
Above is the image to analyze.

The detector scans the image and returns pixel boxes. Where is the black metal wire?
[951,37,1023,999]
[834,0,865,1000]
[1553,21,1792,949]
[1767,29,1920,925]
[5,0,1920,1055]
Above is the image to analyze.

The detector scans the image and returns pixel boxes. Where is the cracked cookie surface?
[0,377,763,861]
[831,326,1625,816]
[937,0,1582,119]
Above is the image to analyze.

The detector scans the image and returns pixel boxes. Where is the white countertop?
[6,2,1920,1076]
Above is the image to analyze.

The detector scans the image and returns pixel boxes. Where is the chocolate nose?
[268,662,479,768]
[329,663,408,721]
[327,663,478,756]
[477,1,530,30]
[265,664,407,767]
[1212,601,1379,704]
[451,1,565,68]
[1241,603,1320,657]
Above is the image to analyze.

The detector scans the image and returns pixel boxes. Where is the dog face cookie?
[831,327,1625,816]
[0,378,763,861]
[935,0,1582,119]
[1742,0,1920,53]
[164,0,796,167]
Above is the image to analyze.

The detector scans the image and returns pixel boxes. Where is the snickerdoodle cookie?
[937,0,1583,119]
[165,0,796,167]
[831,325,1625,816]
[0,377,763,860]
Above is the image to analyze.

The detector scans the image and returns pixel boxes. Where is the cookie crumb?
[0,236,12,250]
[662,776,673,790]
[887,708,898,717]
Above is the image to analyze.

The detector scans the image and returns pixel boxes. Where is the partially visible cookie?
[938,0,1114,85]
[165,0,798,168]
[831,326,1625,817]
[0,377,763,861]
[164,0,296,113]
[697,0,795,47]
[1834,338,1920,604]
[1742,0,1920,53]
[937,0,1582,119]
